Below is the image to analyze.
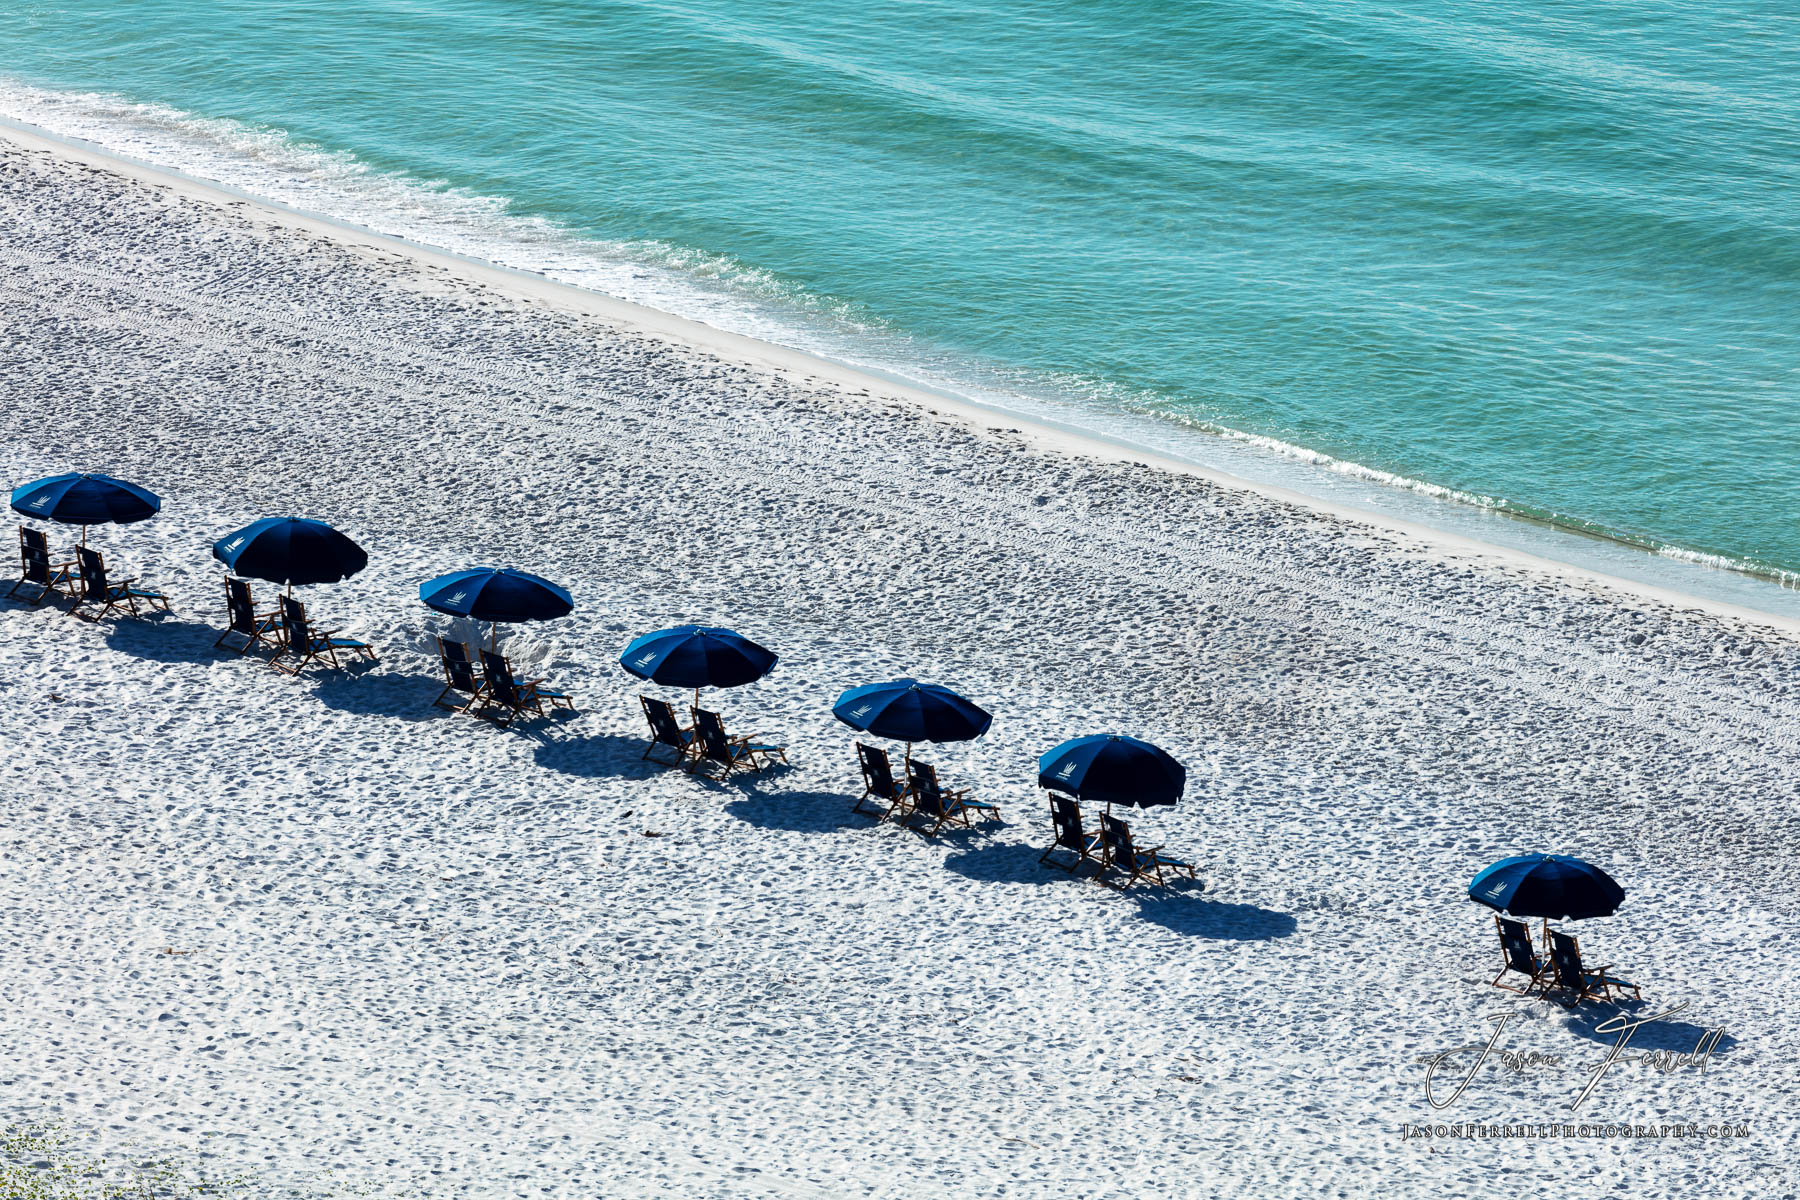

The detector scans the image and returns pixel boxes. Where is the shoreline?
[3,115,1796,636]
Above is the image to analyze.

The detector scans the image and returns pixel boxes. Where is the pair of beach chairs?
[213,578,377,675]
[434,635,574,726]
[1491,916,1640,1006]
[11,529,171,620]
[640,696,787,777]
[852,742,1001,837]
[1039,794,1194,889]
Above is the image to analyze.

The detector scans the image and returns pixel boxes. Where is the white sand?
[1,128,1796,1198]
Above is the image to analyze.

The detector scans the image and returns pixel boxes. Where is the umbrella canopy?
[212,518,368,587]
[832,679,992,744]
[11,473,160,527]
[620,625,777,690]
[1469,854,1624,921]
[1038,734,1185,809]
[420,567,572,623]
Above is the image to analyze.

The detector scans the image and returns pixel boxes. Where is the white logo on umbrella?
[632,653,658,668]
[849,704,872,718]
[28,493,51,510]
[446,591,467,605]
[1486,882,1508,897]
[1056,759,1078,779]
[225,536,244,550]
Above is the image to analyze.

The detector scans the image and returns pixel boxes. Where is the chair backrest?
[857,742,896,797]
[19,527,49,584]
[280,595,310,645]
[1548,931,1587,991]
[1497,919,1539,975]
[907,760,947,816]
[479,650,522,705]
[438,636,477,693]
[692,708,733,763]
[1100,813,1135,863]
[76,547,106,598]
[641,696,686,746]
[1050,794,1086,851]
[225,578,257,634]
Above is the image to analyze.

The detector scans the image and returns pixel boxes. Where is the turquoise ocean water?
[3,1,1797,589]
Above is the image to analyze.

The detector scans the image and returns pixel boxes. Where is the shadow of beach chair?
[853,742,909,820]
[905,760,999,837]
[10,527,76,605]
[1491,917,1552,995]
[1547,930,1640,1007]
[271,595,376,676]
[640,696,697,765]
[689,708,786,776]
[213,577,283,655]
[70,547,170,622]
[1039,794,1104,873]
[1097,813,1193,889]
[432,635,484,711]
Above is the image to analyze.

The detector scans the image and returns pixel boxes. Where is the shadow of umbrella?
[102,618,225,664]
[724,788,872,835]
[311,669,442,722]
[1132,888,1299,941]
[941,842,1086,887]
[533,733,664,780]
[1559,1000,1739,1056]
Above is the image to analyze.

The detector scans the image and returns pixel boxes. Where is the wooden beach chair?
[1039,794,1104,873]
[1491,917,1552,995]
[213,577,283,655]
[639,696,697,765]
[480,648,573,715]
[9,527,76,605]
[432,636,484,711]
[853,742,910,821]
[70,547,169,621]
[905,760,1000,837]
[1097,813,1193,889]
[688,708,786,776]
[470,649,554,726]
[1547,931,1640,1007]
[271,595,376,675]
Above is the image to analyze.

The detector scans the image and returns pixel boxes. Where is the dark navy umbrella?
[1470,854,1624,941]
[212,518,368,590]
[620,625,777,705]
[11,473,160,546]
[833,679,991,764]
[1039,734,1186,811]
[420,567,572,649]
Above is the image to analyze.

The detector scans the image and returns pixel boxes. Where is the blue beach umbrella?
[11,473,160,546]
[1039,734,1186,812]
[620,625,777,705]
[212,517,368,590]
[832,679,992,765]
[420,566,573,649]
[1469,854,1624,942]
